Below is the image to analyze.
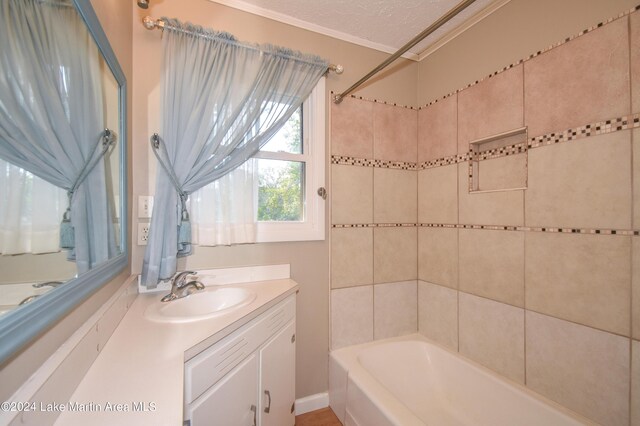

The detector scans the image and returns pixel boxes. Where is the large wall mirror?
[0,0,127,364]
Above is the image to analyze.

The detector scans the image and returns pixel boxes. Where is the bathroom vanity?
[51,266,298,426]
[184,295,295,425]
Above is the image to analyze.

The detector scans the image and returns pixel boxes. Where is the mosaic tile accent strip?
[528,114,640,148]
[419,223,640,236]
[330,91,417,111]
[333,222,639,235]
[332,223,417,228]
[372,159,418,170]
[419,4,640,110]
[420,61,523,109]
[331,155,375,167]
[331,155,417,170]
[419,153,469,170]
[473,142,528,161]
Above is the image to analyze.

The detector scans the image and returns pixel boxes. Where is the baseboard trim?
[295,392,329,415]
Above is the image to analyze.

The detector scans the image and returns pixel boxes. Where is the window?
[190,78,326,245]
[253,78,325,242]
[0,159,67,255]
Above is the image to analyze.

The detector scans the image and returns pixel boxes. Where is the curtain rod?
[142,16,344,75]
[333,0,477,104]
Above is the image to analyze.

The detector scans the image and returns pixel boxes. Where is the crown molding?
[208,0,512,63]
[207,0,420,61]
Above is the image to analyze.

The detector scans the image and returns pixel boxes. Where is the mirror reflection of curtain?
[0,0,116,273]
[141,18,328,288]
[0,159,67,254]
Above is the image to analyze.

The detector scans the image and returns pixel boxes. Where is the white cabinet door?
[259,321,296,426]
[188,353,259,426]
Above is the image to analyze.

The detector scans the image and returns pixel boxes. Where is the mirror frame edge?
[0,0,129,366]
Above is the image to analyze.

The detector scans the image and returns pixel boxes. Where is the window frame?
[252,77,325,242]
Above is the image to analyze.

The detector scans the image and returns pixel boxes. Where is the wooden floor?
[295,407,342,426]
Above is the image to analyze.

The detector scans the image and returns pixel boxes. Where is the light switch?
[138,195,154,219]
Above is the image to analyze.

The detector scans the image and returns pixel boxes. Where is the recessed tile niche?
[469,127,528,193]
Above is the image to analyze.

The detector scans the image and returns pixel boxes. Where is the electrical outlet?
[137,223,150,245]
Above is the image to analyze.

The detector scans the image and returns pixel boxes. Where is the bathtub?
[329,335,593,426]
[0,281,56,316]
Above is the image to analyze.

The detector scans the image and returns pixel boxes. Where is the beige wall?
[130,0,419,399]
[418,0,639,104]
[0,0,133,403]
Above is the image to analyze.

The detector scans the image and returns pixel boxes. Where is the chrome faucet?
[32,281,64,289]
[19,295,40,305]
[161,271,205,302]
[19,281,64,306]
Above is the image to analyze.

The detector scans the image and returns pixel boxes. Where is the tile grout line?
[627,14,634,426]
[456,91,461,354]
[522,60,528,387]
[328,110,338,350]
[415,108,419,332]
[523,231,528,387]
[370,106,375,345]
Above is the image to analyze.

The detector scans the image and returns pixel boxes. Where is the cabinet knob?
[291,334,296,343]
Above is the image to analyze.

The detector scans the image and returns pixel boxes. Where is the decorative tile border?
[372,159,418,170]
[419,223,640,236]
[332,222,639,235]
[419,4,640,109]
[331,155,375,167]
[330,91,417,111]
[332,223,417,228]
[419,154,469,170]
[474,142,528,161]
[331,155,417,170]
[528,114,640,148]
[333,222,639,235]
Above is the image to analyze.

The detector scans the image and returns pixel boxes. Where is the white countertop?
[55,278,298,425]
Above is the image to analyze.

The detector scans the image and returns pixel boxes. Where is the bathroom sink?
[144,287,256,323]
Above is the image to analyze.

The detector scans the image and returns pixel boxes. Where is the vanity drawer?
[184,295,295,404]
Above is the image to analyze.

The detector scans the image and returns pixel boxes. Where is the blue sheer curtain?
[142,19,328,288]
[0,0,117,272]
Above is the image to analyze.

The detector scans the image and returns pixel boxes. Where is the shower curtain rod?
[142,16,344,75]
[333,0,476,104]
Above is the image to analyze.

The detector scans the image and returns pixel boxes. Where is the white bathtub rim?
[347,362,424,426]
[331,334,596,426]
[333,335,440,426]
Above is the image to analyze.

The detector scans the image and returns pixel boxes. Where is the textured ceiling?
[212,0,498,57]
